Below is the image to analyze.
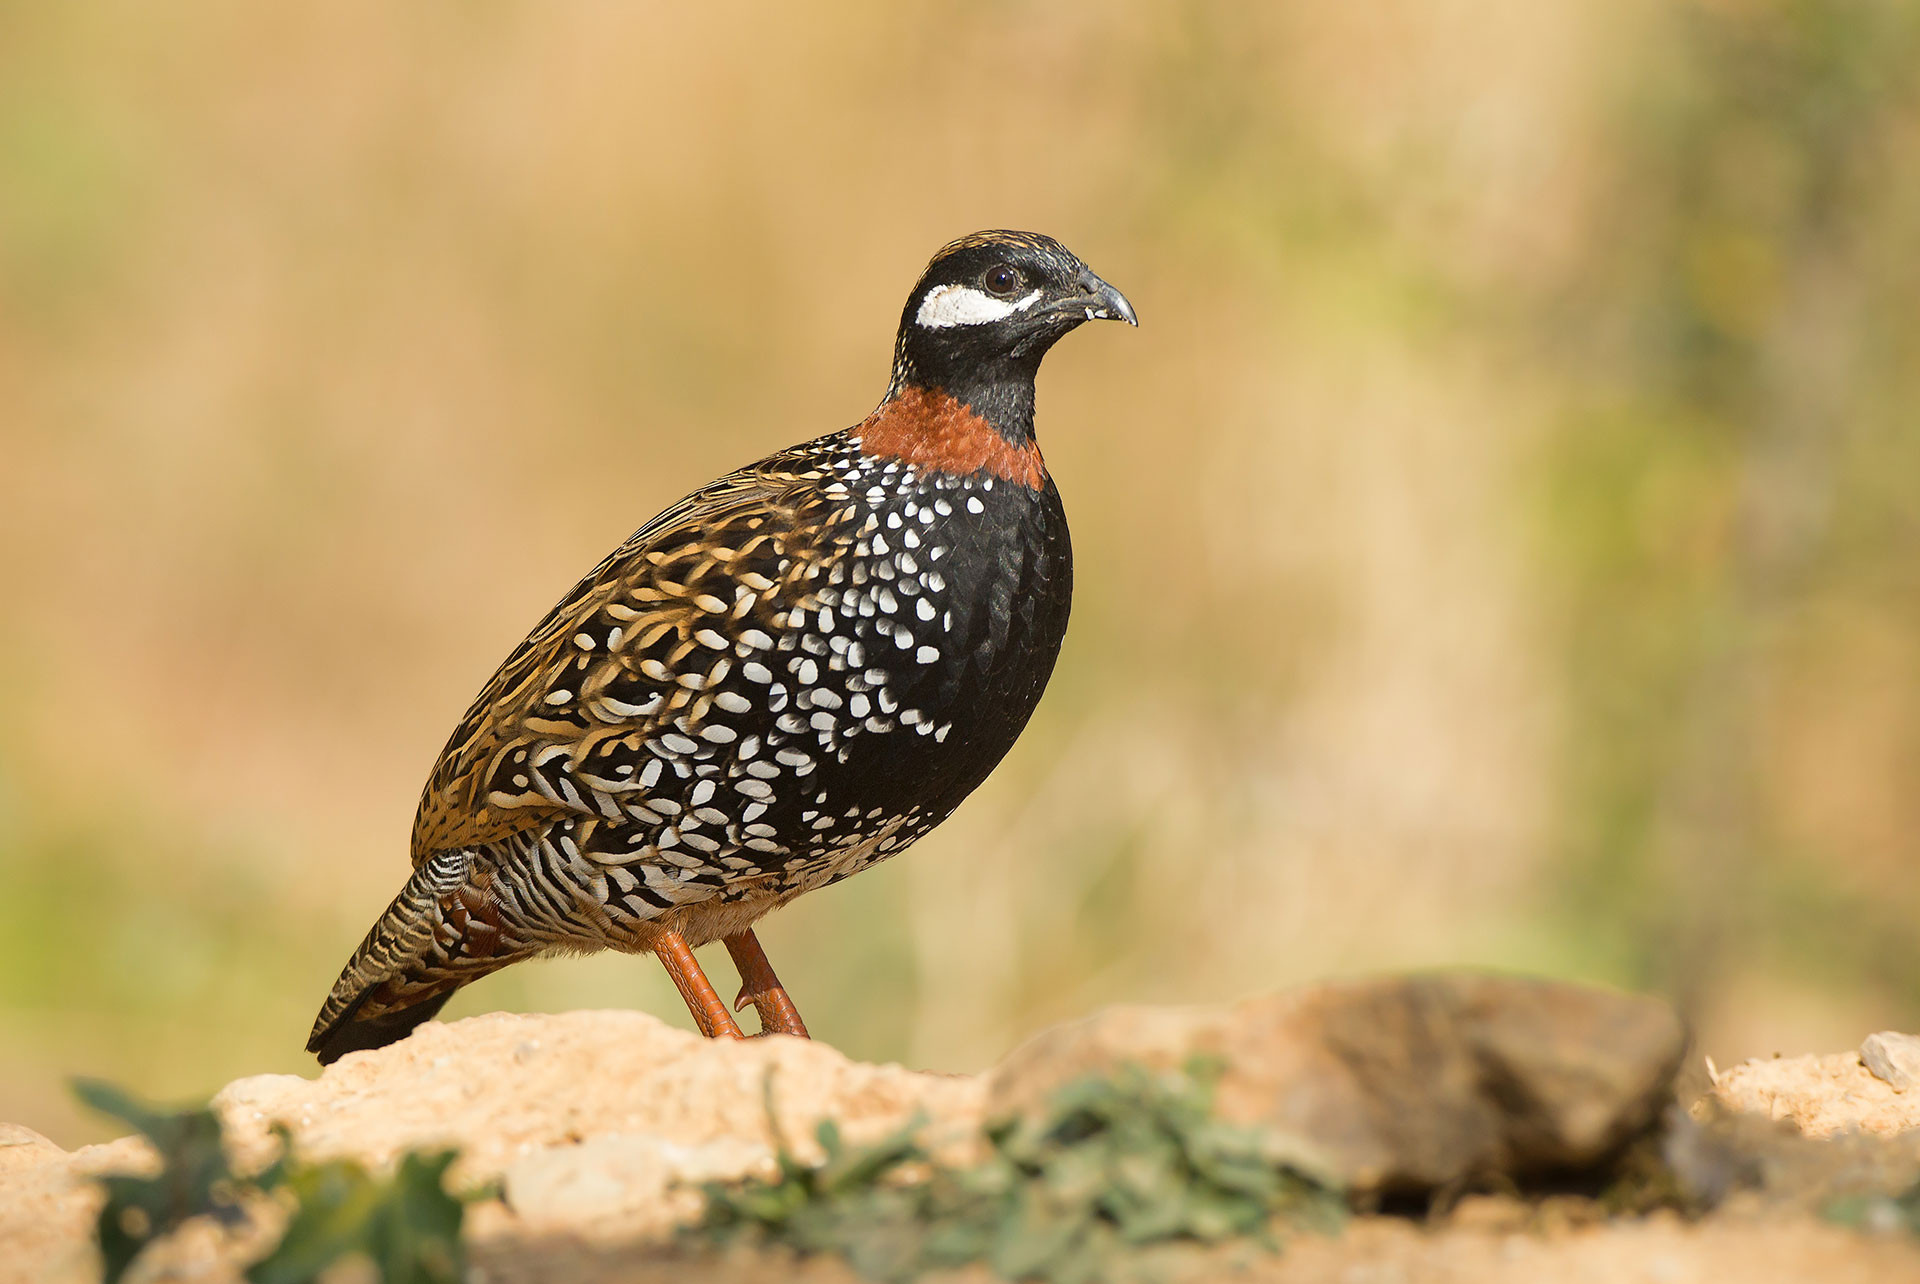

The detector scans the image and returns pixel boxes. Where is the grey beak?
[1077,269,1138,326]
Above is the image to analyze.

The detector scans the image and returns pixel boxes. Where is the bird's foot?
[733,981,810,1038]
[725,930,811,1039]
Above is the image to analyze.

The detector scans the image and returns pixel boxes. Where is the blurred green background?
[5,0,1918,1145]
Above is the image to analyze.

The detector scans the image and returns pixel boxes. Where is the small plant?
[75,1079,249,1284]
[1826,1181,1920,1238]
[694,1060,1343,1283]
[244,1140,465,1284]
[76,1079,467,1284]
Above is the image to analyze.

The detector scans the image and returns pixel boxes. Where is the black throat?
[888,343,1040,449]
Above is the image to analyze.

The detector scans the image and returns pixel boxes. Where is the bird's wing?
[408,438,851,863]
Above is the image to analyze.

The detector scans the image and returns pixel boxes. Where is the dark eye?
[981,263,1022,298]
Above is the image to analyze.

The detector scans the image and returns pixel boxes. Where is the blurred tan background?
[5,0,1918,1145]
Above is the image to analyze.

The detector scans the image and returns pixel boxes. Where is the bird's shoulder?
[409,432,860,861]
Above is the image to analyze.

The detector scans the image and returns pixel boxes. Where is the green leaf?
[247,1150,464,1284]
[247,1162,387,1284]
[1824,1181,1920,1237]
[75,1078,470,1284]
[73,1078,241,1284]
[369,1151,466,1284]
[689,1058,1342,1281]
[819,1115,925,1196]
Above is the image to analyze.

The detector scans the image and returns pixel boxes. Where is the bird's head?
[887,230,1135,424]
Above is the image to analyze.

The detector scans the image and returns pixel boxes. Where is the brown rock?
[986,972,1687,1192]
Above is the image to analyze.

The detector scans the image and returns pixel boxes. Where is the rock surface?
[1709,1041,1920,1138]
[1,1010,980,1284]
[1862,1031,1920,1094]
[5,977,1920,1284]
[213,1009,983,1181]
[1,1133,152,1284]
[989,973,1688,1191]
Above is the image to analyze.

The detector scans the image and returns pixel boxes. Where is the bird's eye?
[981,264,1022,298]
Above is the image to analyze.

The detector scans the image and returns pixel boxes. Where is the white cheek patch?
[915,284,1044,329]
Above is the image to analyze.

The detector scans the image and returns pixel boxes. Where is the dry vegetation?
[3,0,1918,1147]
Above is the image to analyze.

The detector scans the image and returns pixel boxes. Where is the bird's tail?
[306,850,530,1065]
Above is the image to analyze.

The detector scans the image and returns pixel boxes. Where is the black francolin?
[308,230,1135,1062]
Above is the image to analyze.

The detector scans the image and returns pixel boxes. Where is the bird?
[307,230,1135,1063]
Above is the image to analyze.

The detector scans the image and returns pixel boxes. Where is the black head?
[886,230,1135,440]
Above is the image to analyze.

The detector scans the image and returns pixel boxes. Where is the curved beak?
[1074,268,1137,326]
[1042,267,1136,327]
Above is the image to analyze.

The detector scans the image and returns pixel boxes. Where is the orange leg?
[724,930,811,1039]
[653,930,744,1039]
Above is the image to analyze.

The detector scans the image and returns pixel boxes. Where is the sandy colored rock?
[3,1010,980,1284]
[1709,1048,1920,1138]
[211,1009,984,1186]
[0,1136,155,1284]
[1663,1101,1920,1213]
[987,972,1687,1191]
[0,1122,66,1173]
[502,1132,775,1239]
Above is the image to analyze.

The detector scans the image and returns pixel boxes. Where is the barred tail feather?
[306,850,525,1064]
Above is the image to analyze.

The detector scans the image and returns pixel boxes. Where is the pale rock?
[208,1009,984,1186]
[0,1123,65,1173]
[503,1133,775,1237]
[1709,1049,1920,1138]
[1859,1031,1920,1094]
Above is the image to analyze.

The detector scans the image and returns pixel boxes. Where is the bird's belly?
[747,482,1071,869]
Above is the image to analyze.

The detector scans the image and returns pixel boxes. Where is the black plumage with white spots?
[309,229,1134,1061]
